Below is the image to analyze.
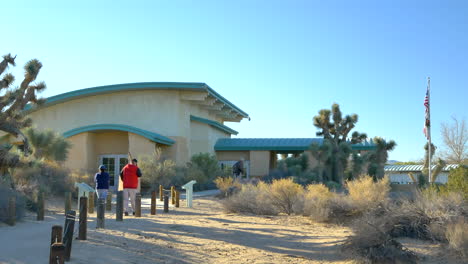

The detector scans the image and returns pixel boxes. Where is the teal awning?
[63,124,175,145]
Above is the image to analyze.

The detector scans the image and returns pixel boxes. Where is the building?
[384,164,460,184]
[21,82,249,190]
[3,82,376,191]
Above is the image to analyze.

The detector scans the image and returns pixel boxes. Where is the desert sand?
[0,195,452,264]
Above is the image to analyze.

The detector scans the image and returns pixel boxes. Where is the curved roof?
[26,82,249,118]
[190,115,238,135]
[63,124,175,145]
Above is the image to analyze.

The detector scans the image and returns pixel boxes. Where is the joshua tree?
[422,142,446,183]
[367,137,397,180]
[24,128,71,162]
[309,141,332,182]
[313,103,367,184]
[0,53,46,184]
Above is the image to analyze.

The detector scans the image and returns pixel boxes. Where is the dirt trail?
[0,196,451,264]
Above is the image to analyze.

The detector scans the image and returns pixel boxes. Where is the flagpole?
[427,77,432,183]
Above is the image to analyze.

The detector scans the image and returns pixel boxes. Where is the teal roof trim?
[190,115,238,135]
[215,138,376,151]
[25,82,249,118]
[63,124,175,145]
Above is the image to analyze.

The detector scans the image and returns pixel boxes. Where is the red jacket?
[120,164,141,189]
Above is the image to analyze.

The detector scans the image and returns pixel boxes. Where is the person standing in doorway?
[95,165,110,199]
[232,158,245,178]
[120,158,142,216]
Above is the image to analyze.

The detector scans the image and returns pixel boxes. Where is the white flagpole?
[427,77,432,183]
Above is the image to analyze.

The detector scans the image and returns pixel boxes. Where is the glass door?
[99,155,128,191]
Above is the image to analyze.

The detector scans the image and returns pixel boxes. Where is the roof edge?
[190,115,238,135]
[25,82,249,118]
[63,124,175,145]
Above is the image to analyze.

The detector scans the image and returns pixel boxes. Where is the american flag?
[423,86,430,139]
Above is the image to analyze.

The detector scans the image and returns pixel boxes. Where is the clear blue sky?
[4,0,467,161]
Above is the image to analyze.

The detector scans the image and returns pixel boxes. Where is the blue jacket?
[95,172,110,189]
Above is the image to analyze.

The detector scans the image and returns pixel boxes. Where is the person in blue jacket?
[95,165,110,199]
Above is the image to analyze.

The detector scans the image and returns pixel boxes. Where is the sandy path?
[0,196,453,264]
[0,196,352,264]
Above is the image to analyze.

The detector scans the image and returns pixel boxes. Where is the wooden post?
[88,193,94,214]
[37,191,45,221]
[159,185,163,201]
[150,190,156,215]
[106,191,112,211]
[64,192,71,215]
[135,193,141,217]
[78,197,87,240]
[50,225,64,264]
[175,190,180,208]
[50,243,65,264]
[116,191,123,221]
[163,195,169,213]
[96,198,105,229]
[8,196,15,226]
[63,210,76,261]
[171,186,175,205]
[51,225,63,244]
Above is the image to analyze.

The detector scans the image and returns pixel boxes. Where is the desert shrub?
[139,149,181,190]
[302,184,334,221]
[0,185,27,223]
[222,182,278,215]
[445,218,468,261]
[347,176,390,211]
[267,154,318,185]
[301,177,390,223]
[266,178,304,215]
[214,176,241,197]
[324,180,341,191]
[12,161,73,197]
[343,213,419,264]
[186,153,222,190]
[445,166,468,200]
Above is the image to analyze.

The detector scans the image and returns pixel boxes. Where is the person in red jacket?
[120,159,142,216]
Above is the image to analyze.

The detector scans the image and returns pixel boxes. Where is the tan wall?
[129,132,155,158]
[190,121,210,155]
[249,151,271,177]
[29,90,182,136]
[65,133,91,172]
[190,120,230,157]
[216,151,250,161]
[160,136,190,165]
[93,131,129,156]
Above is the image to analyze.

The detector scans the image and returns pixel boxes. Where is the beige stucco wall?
[190,121,230,157]
[29,90,182,136]
[128,132,156,158]
[249,151,271,177]
[216,151,250,161]
[65,133,91,172]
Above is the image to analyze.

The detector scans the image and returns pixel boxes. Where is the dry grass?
[268,178,304,215]
[302,184,334,222]
[344,189,467,263]
[214,176,242,197]
[445,218,468,261]
[343,213,419,264]
[222,183,277,215]
[347,176,390,211]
